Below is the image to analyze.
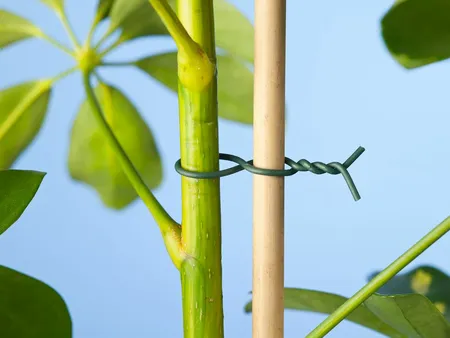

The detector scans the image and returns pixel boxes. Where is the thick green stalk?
[307,216,450,337]
[176,1,224,337]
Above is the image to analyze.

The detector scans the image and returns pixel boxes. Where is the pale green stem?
[81,72,185,269]
[37,32,74,56]
[307,216,450,338]
[51,66,78,84]
[94,27,117,51]
[100,61,135,67]
[85,15,101,48]
[148,0,199,57]
[56,10,81,50]
[98,37,126,58]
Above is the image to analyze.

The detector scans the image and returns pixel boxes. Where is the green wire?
[175,146,365,201]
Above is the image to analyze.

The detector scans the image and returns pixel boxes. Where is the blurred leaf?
[365,293,450,338]
[0,265,71,338]
[68,82,162,209]
[368,265,450,321]
[136,52,253,124]
[0,10,42,49]
[246,287,450,337]
[106,0,254,62]
[40,0,65,13]
[213,0,254,63]
[0,170,45,235]
[381,0,450,69]
[0,80,52,169]
[108,0,168,40]
[96,0,115,22]
[244,288,404,337]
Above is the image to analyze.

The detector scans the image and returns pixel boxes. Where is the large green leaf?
[105,0,254,62]
[0,170,45,235]
[368,265,450,321]
[0,10,42,49]
[68,82,162,209]
[0,265,71,338]
[245,287,450,337]
[0,80,52,169]
[136,52,253,124]
[40,0,65,13]
[244,288,403,337]
[365,293,450,338]
[381,0,450,69]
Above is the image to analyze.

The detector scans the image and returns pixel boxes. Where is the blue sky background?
[1,0,450,337]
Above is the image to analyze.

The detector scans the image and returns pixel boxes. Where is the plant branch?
[148,0,198,56]
[56,10,81,50]
[50,66,78,84]
[37,32,74,56]
[81,71,185,269]
[98,37,125,58]
[306,216,450,338]
[100,61,135,67]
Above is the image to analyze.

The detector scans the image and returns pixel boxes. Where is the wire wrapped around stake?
[174,146,365,201]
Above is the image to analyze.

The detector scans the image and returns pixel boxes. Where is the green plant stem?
[98,37,125,58]
[307,216,450,338]
[56,10,81,50]
[38,32,74,56]
[99,61,134,67]
[148,0,199,56]
[81,71,185,269]
[147,0,224,336]
[51,66,77,84]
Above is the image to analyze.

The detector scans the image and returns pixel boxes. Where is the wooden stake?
[252,0,286,337]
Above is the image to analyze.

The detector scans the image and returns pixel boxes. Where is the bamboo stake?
[252,0,287,337]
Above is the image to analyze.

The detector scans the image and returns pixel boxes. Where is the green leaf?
[244,288,404,337]
[40,0,65,13]
[0,80,52,169]
[0,170,45,235]
[245,287,450,337]
[136,52,254,124]
[0,265,71,338]
[381,0,450,69]
[0,10,43,49]
[96,0,115,22]
[213,0,254,63]
[365,293,450,338]
[368,265,450,321]
[106,0,254,62]
[108,0,168,40]
[68,82,162,209]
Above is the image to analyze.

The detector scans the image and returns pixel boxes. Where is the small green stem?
[148,0,214,92]
[306,216,450,338]
[98,37,125,58]
[100,61,135,67]
[51,66,77,84]
[56,10,81,50]
[85,16,101,48]
[81,72,185,269]
[148,0,198,56]
[38,32,74,56]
